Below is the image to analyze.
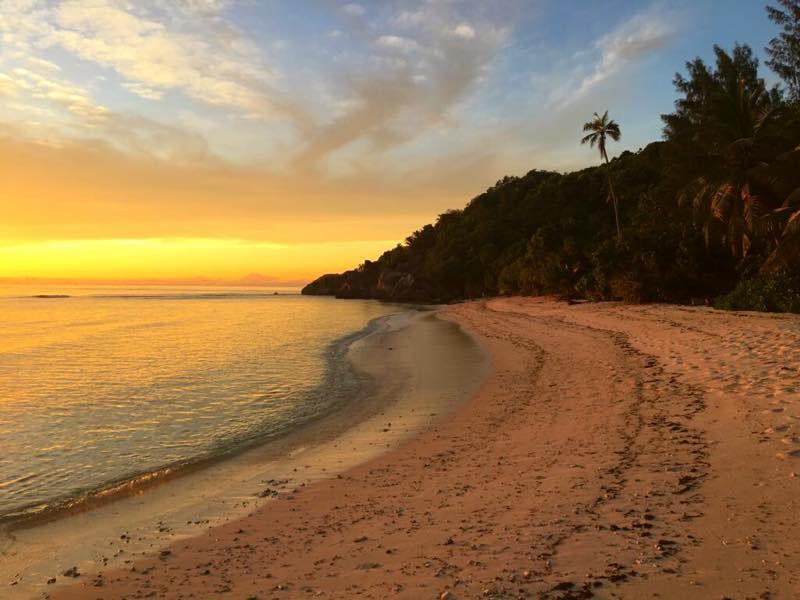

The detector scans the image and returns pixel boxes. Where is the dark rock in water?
[301,273,346,296]
[302,264,439,302]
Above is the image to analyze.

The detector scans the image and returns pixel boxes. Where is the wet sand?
[16,298,800,598]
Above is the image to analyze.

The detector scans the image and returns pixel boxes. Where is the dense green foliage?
[303,4,800,313]
[715,270,800,313]
[766,0,800,100]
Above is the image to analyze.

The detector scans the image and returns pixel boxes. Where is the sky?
[0,0,781,286]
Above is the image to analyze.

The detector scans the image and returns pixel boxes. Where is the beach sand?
[28,299,800,597]
[2,310,486,599]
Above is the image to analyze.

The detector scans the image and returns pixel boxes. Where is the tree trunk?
[604,156,622,242]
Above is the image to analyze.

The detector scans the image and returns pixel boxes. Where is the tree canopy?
[303,4,800,313]
[766,0,800,100]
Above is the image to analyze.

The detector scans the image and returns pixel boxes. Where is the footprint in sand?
[764,424,790,434]
[775,449,800,460]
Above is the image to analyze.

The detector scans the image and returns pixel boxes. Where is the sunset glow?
[0,237,396,284]
[0,1,774,284]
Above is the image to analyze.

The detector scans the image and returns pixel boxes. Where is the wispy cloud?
[122,82,164,101]
[9,67,111,121]
[0,74,20,97]
[342,3,366,18]
[452,23,477,40]
[295,2,509,169]
[537,7,677,109]
[377,35,420,53]
[577,11,675,96]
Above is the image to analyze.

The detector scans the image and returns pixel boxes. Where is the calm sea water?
[0,286,402,522]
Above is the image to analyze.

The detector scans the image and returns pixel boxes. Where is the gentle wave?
[24,292,297,300]
[31,294,71,299]
[87,292,299,300]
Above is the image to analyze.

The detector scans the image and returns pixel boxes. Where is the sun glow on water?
[0,290,401,520]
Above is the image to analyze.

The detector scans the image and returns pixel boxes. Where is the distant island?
[305,35,800,313]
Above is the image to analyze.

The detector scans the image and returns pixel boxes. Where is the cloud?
[51,1,278,115]
[377,35,420,53]
[577,12,675,96]
[170,0,231,17]
[396,10,425,28]
[10,67,111,121]
[1,68,213,163]
[0,0,307,125]
[122,82,164,101]
[0,0,519,173]
[0,73,19,97]
[295,2,509,169]
[99,113,211,162]
[0,130,462,247]
[342,3,366,17]
[25,56,62,74]
[452,23,476,40]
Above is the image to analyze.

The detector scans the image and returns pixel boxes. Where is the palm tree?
[752,147,800,271]
[664,45,786,258]
[581,111,622,240]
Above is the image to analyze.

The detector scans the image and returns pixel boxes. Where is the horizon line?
[0,276,309,288]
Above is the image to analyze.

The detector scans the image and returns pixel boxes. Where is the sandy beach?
[31,298,800,598]
[2,309,486,599]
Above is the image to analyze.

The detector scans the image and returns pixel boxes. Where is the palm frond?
[785,187,800,208]
[580,109,621,170]
[710,182,738,221]
[741,184,767,230]
[786,208,800,236]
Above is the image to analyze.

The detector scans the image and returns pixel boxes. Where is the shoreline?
[15,297,800,599]
[0,307,389,529]
[1,309,487,598]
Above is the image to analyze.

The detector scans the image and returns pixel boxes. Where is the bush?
[608,275,645,303]
[714,271,800,313]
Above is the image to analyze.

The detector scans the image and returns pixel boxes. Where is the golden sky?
[0,133,453,285]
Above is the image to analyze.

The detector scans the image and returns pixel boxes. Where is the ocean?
[0,286,403,523]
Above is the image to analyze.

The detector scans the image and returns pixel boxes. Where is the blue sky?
[0,1,789,280]
[0,1,782,173]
